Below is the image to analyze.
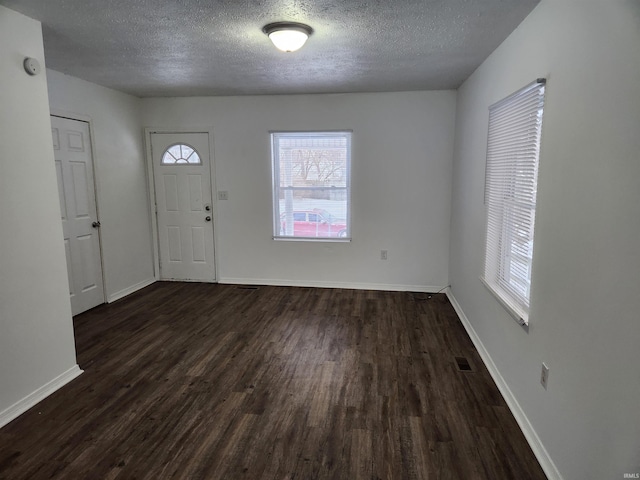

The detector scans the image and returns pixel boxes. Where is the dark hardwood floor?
[0,283,547,479]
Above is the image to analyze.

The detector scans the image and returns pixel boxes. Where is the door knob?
[92,221,101,228]
[205,216,211,222]
[205,205,211,211]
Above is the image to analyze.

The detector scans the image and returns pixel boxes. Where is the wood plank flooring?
[0,283,547,479]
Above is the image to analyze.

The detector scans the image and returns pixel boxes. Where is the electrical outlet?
[540,363,549,389]
[218,191,228,200]
[380,250,388,260]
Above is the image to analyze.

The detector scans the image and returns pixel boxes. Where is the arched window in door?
[161,144,201,164]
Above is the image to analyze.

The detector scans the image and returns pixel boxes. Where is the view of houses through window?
[271,132,351,240]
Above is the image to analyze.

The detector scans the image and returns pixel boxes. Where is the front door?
[150,132,216,282]
[51,115,105,315]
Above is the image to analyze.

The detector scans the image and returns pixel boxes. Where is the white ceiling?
[1,0,540,97]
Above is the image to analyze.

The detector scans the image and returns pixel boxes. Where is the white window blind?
[483,79,546,325]
[271,131,351,240]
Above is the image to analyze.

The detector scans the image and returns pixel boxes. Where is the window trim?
[270,130,352,242]
[480,276,529,327]
[482,79,546,327]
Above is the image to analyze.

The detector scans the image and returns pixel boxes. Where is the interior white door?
[51,115,105,315]
[151,132,216,282]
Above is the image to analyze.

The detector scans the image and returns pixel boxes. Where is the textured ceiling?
[1,0,540,97]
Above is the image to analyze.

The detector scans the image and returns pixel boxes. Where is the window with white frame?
[482,79,546,325]
[161,144,201,164]
[271,131,351,240]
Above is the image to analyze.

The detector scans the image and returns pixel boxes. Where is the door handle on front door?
[205,205,211,211]
[92,221,101,228]
[205,216,211,222]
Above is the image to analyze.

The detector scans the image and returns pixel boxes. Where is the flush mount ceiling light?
[263,22,313,52]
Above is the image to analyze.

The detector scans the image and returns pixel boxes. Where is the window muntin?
[161,143,201,165]
[272,132,351,240]
[482,80,545,325]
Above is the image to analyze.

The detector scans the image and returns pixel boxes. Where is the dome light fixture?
[263,22,313,52]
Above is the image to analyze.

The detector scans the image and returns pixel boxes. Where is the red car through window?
[280,209,347,238]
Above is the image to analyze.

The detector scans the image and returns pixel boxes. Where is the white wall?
[142,91,456,291]
[449,1,640,479]
[47,70,155,301]
[0,6,80,424]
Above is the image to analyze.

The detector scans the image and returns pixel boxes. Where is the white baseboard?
[446,289,563,480]
[218,277,445,293]
[107,278,156,303]
[0,365,83,429]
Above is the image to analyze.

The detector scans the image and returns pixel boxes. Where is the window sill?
[273,236,351,243]
[480,276,529,329]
